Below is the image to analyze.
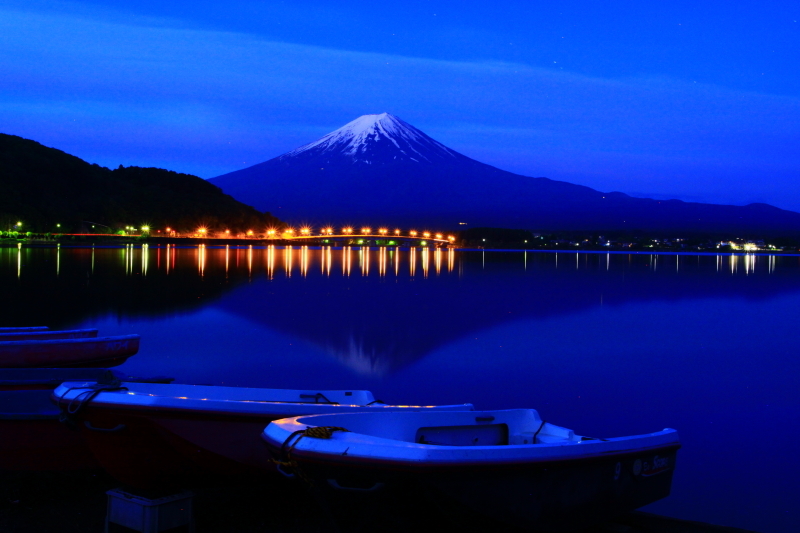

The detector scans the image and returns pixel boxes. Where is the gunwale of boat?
[263,410,680,466]
[53,381,475,416]
[0,334,139,347]
[0,329,99,341]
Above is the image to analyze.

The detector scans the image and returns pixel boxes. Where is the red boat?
[0,335,140,368]
[0,369,172,471]
[0,329,98,341]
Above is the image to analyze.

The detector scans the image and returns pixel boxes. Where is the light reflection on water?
[2,244,800,532]
[82,245,465,280]
[6,243,796,287]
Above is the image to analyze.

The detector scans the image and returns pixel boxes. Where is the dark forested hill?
[0,133,280,234]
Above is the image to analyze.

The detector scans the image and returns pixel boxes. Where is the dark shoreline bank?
[1,469,758,533]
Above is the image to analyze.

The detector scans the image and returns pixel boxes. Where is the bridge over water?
[283,231,455,246]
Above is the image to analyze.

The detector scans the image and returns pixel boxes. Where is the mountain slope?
[210,113,800,236]
[0,133,280,233]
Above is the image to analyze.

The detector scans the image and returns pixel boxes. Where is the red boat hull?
[71,406,282,489]
[0,329,99,341]
[0,386,101,471]
[0,418,98,471]
[0,335,140,368]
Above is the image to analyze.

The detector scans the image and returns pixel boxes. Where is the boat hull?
[0,418,99,471]
[262,410,680,531]
[0,369,176,472]
[67,407,290,488]
[0,389,98,470]
[0,368,119,391]
[0,335,140,368]
[0,329,99,341]
[290,445,677,531]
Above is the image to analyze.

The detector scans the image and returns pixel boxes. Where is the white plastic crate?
[105,489,194,533]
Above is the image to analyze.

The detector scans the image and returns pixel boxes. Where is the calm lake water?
[3,244,800,532]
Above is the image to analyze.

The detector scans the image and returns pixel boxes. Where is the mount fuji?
[211,113,800,235]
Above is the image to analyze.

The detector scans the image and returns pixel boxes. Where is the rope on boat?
[532,420,547,444]
[272,426,350,485]
[57,376,127,429]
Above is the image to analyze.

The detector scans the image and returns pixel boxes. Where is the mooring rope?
[272,426,350,484]
[57,378,127,428]
[532,420,547,443]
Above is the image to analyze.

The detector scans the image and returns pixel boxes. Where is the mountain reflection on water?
[3,244,800,376]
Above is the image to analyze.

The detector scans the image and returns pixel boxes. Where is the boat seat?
[415,423,509,446]
[510,430,577,445]
[509,432,537,445]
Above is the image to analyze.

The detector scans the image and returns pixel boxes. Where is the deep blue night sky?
[1,1,798,210]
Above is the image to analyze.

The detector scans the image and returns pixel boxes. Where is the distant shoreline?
[2,237,799,256]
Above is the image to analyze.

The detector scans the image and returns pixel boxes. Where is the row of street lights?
[5,221,453,243]
[272,226,455,242]
[185,226,456,242]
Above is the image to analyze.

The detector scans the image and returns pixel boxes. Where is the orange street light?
[361,227,371,234]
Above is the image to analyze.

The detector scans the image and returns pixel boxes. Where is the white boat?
[263,409,680,531]
[53,381,473,489]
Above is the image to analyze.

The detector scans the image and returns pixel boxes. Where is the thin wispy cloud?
[1,4,798,209]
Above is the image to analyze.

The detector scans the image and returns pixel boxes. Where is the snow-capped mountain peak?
[282,113,459,163]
